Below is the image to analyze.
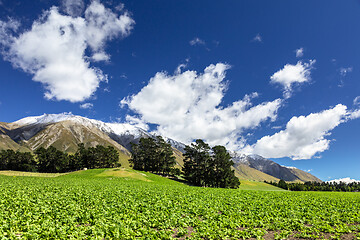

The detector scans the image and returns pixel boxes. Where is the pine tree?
[130,136,177,175]
[183,139,212,187]
[182,140,240,188]
[211,145,240,188]
[35,146,69,173]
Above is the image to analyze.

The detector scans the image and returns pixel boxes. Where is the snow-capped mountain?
[326,177,360,184]
[14,113,150,139]
[231,151,321,182]
[1,113,322,182]
[8,113,184,152]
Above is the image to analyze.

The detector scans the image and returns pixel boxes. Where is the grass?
[238,180,285,191]
[96,168,152,182]
[0,168,359,239]
[0,170,67,178]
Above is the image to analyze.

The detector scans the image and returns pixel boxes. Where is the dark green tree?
[210,145,240,188]
[130,136,177,175]
[277,179,288,190]
[0,150,36,172]
[182,140,240,188]
[35,146,69,173]
[183,139,212,187]
[15,151,37,172]
[72,144,120,170]
[155,136,177,175]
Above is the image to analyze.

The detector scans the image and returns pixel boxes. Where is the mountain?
[0,122,31,152]
[0,113,322,182]
[231,153,322,183]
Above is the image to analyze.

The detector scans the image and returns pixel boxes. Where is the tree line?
[265,179,360,192]
[130,137,240,189]
[0,144,120,173]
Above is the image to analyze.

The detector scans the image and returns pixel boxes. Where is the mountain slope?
[231,153,321,183]
[287,168,322,182]
[0,122,31,152]
[233,163,280,182]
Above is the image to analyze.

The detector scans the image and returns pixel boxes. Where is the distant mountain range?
[0,113,321,182]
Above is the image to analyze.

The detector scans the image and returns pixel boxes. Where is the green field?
[0,169,359,239]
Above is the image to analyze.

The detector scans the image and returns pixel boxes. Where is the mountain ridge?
[1,113,321,182]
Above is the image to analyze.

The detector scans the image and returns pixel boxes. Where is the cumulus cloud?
[0,1,134,102]
[295,47,304,58]
[243,104,360,160]
[121,63,282,150]
[79,102,93,109]
[0,18,19,46]
[327,177,360,184]
[252,34,262,42]
[61,0,85,17]
[189,37,205,46]
[270,60,315,99]
[348,109,360,120]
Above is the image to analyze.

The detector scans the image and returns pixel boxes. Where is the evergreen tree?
[183,139,212,186]
[211,145,240,188]
[278,179,288,190]
[0,150,36,172]
[182,140,240,189]
[72,144,120,169]
[35,146,69,173]
[155,136,176,175]
[130,136,177,175]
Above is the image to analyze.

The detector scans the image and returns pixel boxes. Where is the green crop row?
[0,170,359,239]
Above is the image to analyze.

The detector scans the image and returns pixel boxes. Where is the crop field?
[0,169,359,239]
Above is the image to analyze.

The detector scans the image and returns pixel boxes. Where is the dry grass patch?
[0,170,66,178]
[96,168,152,182]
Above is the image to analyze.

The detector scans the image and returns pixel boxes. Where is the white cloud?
[270,60,315,99]
[125,115,149,131]
[339,67,353,77]
[79,102,93,109]
[61,0,84,17]
[243,104,357,160]
[175,63,187,74]
[91,52,110,62]
[189,37,205,46]
[295,47,304,58]
[0,1,134,102]
[0,18,19,46]
[348,109,360,120]
[121,63,282,150]
[252,34,262,42]
[326,177,360,184]
[354,96,360,105]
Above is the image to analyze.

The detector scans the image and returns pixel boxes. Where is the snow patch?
[282,165,297,169]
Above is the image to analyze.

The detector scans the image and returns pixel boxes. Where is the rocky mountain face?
[231,153,322,182]
[0,113,322,182]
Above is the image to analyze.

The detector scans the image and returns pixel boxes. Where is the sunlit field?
[0,169,359,239]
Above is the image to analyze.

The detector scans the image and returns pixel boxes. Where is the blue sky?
[0,0,359,181]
